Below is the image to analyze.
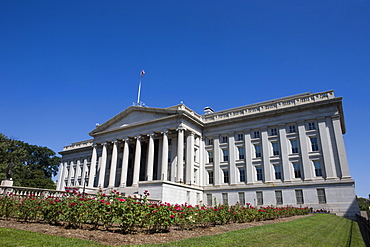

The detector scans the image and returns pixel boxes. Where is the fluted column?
[75,159,81,186]
[146,133,155,181]
[161,130,169,180]
[177,127,184,183]
[88,144,98,188]
[186,132,195,184]
[108,140,119,187]
[318,118,336,179]
[57,162,64,190]
[81,158,88,188]
[331,116,351,178]
[132,136,141,187]
[298,121,314,180]
[98,142,108,188]
[120,138,129,187]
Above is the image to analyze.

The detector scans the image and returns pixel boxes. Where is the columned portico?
[132,136,142,187]
[98,142,108,188]
[177,127,184,183]
[120,138,129,187]
[161,131,169,180]
[108,140,119,187]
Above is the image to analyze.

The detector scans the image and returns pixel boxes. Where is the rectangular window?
[317,189,327,204]
[208,170,214,184]
[222,136,228,143]
[272,142,280,156]
[256,166,263,181]
[256,191,263,205]
[222,149,229,162]
[207,138,213,146]
[295,189,304,204]
[274,165,282,180]
[313,161,323,177]
[118,158,123,168]
[223,169,229,183]
[206,194,212,206]
[253,131,260,139]
[239,168,246,182]
[238,146,245,159]
[293,163,302,178]
[308,122,316,130]
[275,190,283,205]
[208,151,214,163]
[288,125,296,133]
[254,144,262,158]
[222,193,228,204]
[237,133,244,141]
[269,128,277,136]
[290,139,299,154]
[238,192,245,205]
[310,137,319,151]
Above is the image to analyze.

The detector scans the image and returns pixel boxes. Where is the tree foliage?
[357,196,370,211]
[0,133,60,189]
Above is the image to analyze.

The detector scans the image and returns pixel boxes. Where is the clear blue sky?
[1,1,369,198]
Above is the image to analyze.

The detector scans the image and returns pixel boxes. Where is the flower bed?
[0,188,309,233]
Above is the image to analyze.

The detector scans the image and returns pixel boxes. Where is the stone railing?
[0,185,65,197]
[63,139,93,151]
[203,90,335,123]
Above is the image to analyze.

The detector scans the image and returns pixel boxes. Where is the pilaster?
[297,121,314,180]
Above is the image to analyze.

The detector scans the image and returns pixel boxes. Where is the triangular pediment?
[89,106,181,136]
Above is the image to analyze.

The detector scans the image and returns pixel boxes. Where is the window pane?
[255,144,262,158]
[256,166,263,181]
[238,192,245,205]
[293,163,302,178]
[274,165,282,180]
[295,190,304,204]
[256,191,263,205]
[239,168,246,182]
[317,189,326,204]
[222,193,228,204]
[275,190,283,205]
[313,161,323,177]
[223,170,229,183]
[207,194,212,206]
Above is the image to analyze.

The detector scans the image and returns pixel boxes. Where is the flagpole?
[137,77,142,105]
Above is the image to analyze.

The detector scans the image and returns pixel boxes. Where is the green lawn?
[0,214,365,247]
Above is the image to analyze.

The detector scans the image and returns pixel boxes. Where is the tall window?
[238,146,245,159]
[290,139,299,154]
[223,169,229,183]
[207,138,213,146]
[308,122,316,130]
[254,144,262,158]
[253,131,260,139]
[208,170,214,184]
[256,166,263,181]
[239,168,246,182]
[317,189,327,204]
[256,191,263,205]
[222,149,229,162]
[295,189,304,204]
[206,194,212,206]
[288,125,296,133]
[310,137,319,151]
[237,133,244,141]
[222,136,228,143]
[208,151,214,163]
[274,165,282,180]
[275,190,283,205]
[269,128,277,136]
[272,142,280,156]
[293,163,302,178]
[222,193,228,204]
[313,161,323,177]
[238,192,245,205]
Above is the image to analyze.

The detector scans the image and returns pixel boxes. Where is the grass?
[0,214,365,247]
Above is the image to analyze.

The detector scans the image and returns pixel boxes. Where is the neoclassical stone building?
[57,90,359,217]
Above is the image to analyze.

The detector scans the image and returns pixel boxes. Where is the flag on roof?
[140,70,145,77]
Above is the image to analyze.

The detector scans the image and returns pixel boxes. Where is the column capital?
[112,139,119,145]
[101,142,108,146]
[134,135,141,140]
[176,123,186,131]
[147,132,155,138]
[161,130,169,135]
[122,137,130,142]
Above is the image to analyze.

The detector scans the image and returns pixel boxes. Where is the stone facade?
[57,90,360,218]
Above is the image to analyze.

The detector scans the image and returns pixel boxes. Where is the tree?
[0,133,60,189]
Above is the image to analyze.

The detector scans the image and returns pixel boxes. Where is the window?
[293,163,302,178]
[253,131,260,139]
[237,133,244,141]
[269,128,277,136]
[317,189,327,204]
[308,122,316,130]
[222,193,228,204]
[288,125,296,133]
[272,142,280,156]
[222,149,229,162]
[275,190,283,205]
[208,151,214,163]
[206,194,212,206]
[208,171,214,184]
[313,161,323,177]
[223,169,229,183]
[238,192,245,205]
[254,144,262,158]
[238,146,245,159]
[290,139,299,154]
[256,166,263,181]
[207,138,213,146]
[310,137,319,151]
[222,136,228,143]
[295,189,304,204]
[274,165,282,180]
[256,191,263,205]
[239,168,246,182]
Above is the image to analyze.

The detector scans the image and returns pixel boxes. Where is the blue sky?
[0,1,369,198]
